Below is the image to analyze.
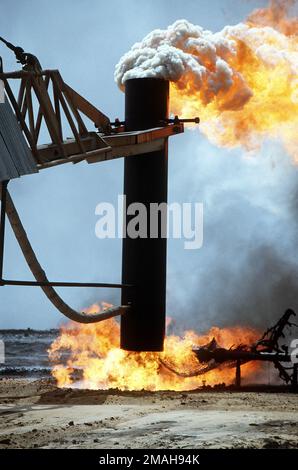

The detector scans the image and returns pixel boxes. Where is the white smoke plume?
[115,7,298,160]
[114,19,253,110]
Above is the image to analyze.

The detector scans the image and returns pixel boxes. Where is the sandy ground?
[0,378,297,449]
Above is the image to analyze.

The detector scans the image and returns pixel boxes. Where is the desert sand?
[0,378,297,449]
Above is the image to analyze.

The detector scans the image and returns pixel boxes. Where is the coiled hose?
[0,185,129,324]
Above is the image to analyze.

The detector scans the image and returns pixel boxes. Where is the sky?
[0,0,297,331]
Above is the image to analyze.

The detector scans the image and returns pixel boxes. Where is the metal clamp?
[162,115,200,125]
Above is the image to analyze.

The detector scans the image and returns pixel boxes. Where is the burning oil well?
[48,305,298,391]
[1,0,298,392]
[48,304,262,391]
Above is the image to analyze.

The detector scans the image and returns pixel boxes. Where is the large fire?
[49,1,294,391]
[49,303,261,391]
[115,0,298,161]
[170,1,298,159]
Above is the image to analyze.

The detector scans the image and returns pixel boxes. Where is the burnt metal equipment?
[159,310,298,391]
[193,309,298,391]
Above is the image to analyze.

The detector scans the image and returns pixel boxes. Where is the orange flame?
[49,302,261,391]
[247,0,298,36]
[49,2,291,392]
[170,0,298,161]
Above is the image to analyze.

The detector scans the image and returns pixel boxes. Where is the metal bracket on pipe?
[110,116,200,133]
[162,115,200,125]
